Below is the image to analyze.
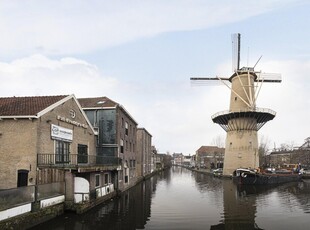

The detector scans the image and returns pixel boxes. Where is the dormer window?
[97,101,105,104]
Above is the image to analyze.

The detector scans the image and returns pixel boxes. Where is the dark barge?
[232,168,302,185]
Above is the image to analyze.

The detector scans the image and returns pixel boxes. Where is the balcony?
[37,154,121,171]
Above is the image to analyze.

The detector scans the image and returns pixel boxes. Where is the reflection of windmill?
[191,33,281,176]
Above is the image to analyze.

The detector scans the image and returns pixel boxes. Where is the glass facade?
[85,109,117,157]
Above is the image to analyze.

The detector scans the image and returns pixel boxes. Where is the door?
[17,169,29,187]
[78,144,88,163]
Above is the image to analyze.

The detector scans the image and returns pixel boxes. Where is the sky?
[0,0,309,154]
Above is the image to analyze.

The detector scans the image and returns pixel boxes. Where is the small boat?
[232,168,302,185]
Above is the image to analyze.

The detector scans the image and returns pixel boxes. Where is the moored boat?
[232,168,302,185]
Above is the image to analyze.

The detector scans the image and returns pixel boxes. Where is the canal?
[31,167,310,230]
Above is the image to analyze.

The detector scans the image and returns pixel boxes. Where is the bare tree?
[258,135,271,167]
[211,135,225,148]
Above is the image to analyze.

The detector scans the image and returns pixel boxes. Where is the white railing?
[212,107,276,119]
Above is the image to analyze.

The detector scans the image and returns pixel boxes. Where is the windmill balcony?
[37,153,121,171]
[211,107,276,132]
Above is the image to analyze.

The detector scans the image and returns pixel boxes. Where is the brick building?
[78,96,139,191]
[136,128,153,177]
[0,95,119,210]
[195,146,225,169]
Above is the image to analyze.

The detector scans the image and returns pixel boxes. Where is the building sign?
[57,115,88,129]
[51,124,73,142]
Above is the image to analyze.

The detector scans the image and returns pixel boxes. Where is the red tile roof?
[78,96,118,108]
[196,146,225,154]
[0,95,68,116]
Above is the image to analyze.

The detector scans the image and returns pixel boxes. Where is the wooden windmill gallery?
[191,33,282,176]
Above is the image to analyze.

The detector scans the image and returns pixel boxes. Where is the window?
[125,122,128,135]
[104,173,109,184]
[126,141,128,150]
[78,144,88,163]
[95,174,100,187]
[119,170,123,181]
[120,139,124,153]
[55,140,70,163]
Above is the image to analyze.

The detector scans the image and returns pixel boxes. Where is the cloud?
[0,0,299,57]
[0,54,118,97]
[0,54,308,153]
[257,60,310,147]
[130,58,310,152]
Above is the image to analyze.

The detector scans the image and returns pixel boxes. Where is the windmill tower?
[191,33,281,176]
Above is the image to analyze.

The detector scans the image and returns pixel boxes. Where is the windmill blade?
[234,71,253,108]
[255,72,282,83]
[190,77,230,86]
[232,33,241,72]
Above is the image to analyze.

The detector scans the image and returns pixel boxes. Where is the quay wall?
[0,169,166,229]
[0,203,64,230]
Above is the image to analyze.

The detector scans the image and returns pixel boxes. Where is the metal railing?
[211,107,276,119]
[37,153,121,167]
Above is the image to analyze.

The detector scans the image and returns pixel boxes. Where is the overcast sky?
[0,0,309,153]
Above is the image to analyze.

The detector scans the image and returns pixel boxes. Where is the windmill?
[191,33,281,176]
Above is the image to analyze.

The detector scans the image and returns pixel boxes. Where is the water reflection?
[211,180,262,230]
[31,168,310,230]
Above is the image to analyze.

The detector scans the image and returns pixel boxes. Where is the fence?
[0,186,35,212]
[0,182,65,212]
[37,154,121,167]
[37,182,65,200]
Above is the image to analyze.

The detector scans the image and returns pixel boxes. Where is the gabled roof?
[196,146,225,154]
[78,96,138,125]
[0,95,68,117]
[0,94,96,134]
[78,96,118,109]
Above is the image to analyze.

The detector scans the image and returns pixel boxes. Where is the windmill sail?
[232,33,241,71]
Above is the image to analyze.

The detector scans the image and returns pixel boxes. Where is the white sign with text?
[51,124,73,142]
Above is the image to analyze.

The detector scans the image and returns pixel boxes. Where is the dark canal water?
[31,167,310,230]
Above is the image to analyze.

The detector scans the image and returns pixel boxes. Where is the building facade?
[78,96,139,191]
[195,146,225,170]
[0,95,119,211]
[136,128,153,177]
[172,153,183,166]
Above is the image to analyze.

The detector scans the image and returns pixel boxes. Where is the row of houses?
[172,146,225,170]
[264,137,310,168]
[172,137,310,171]
[0,94,169,227]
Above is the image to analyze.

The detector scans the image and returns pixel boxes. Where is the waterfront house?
[172,152,183,166]
[136,128,153,177]
[0,95,120,219]
[195,146,225,169]
[268,137,310,168]
[181,154,191,167]
[155,152,172,170]
[78,96,139,191]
